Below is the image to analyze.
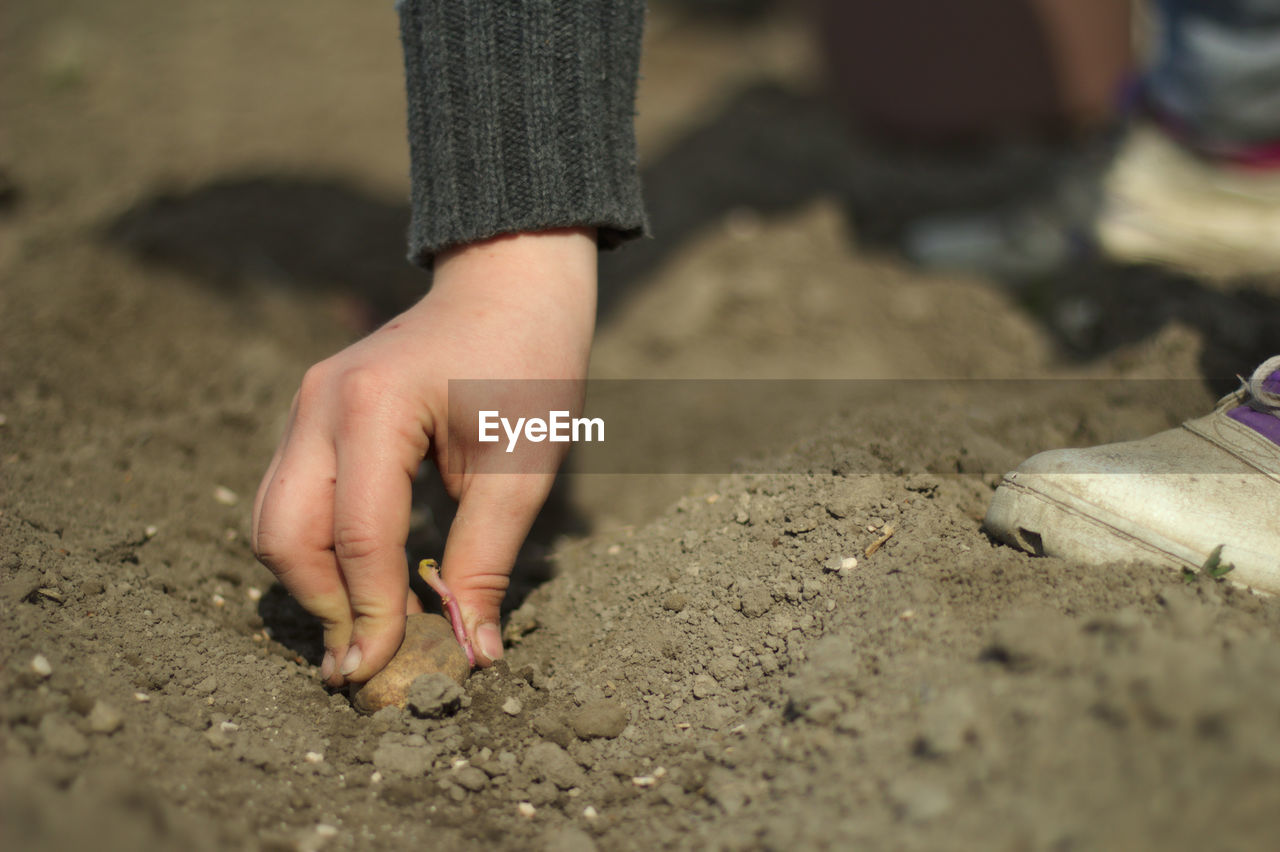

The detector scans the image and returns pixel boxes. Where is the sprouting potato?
[349,613,469,715]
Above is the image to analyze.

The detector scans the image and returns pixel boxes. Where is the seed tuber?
[349,613,469,715]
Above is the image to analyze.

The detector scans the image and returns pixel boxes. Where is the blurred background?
[4,0,1280,535]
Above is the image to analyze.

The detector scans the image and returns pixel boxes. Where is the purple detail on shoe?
[1228,405,1280,446]
[1264,370,1280,396]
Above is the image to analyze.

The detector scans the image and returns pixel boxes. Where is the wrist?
[432,228,598,310]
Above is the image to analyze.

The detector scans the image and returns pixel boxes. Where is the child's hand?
[251,228,597,687]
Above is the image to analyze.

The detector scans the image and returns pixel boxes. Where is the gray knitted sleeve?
[397,0,649,267]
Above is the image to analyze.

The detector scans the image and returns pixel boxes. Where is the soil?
[5,3,1280,851]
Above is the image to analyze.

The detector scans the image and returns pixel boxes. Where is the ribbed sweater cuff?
[398,0,648,267]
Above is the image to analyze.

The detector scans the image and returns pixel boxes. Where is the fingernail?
[339,645,362,676]
[320,651,335,681]
[476,623,503,663]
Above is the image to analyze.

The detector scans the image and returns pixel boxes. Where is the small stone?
[30,654,52,678]
[502,697,523,716]
[453,766,488,792]
[144,525,159,538]
[569,700,628,740]
[247,586,263,602]
[203,727,232,750]
[304,751,324,764]
[40,715,89,758]
[133,692,150,702]
[517,802,537,819]
[661,593,687,612]
[213,486,239,506]
[87,701,123,734]
[823,555,858,574]
[582,805,599,820]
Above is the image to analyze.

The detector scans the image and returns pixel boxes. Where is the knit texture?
[398,0,648,266]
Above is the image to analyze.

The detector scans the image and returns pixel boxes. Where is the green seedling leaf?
[1201,544,1236,580]
[1181,566,1198,584]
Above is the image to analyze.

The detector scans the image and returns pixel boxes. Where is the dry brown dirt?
[5,3,1280,851]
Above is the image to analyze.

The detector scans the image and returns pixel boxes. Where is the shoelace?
[1245,354,1280,416]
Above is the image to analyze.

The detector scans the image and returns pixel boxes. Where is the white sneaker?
[984,356,1280,592]
[1095,125,1280,279]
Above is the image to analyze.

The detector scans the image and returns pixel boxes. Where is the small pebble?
[247,586,263,602]
[823,555,858,574]
[203,728,231,750]
[304,751,324,764]
[315,824,339,838]
[211,594,226,607]
[632,775,657,787]
[582,806,599,820]
[370,771,383,784]
[133,692,150,703]
[502,697,523,716]
[144,525,158,538]
[453,766,488,792]
[517,802,537,819]
[213,486,239,506]
[87,701,123,734]
[30,654,52,678]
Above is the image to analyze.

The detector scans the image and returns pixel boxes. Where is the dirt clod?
[406,672,468,719]
[523,742,587,790]
[39,715,89,758]
[570,700,628,740]
[372,733,439,777]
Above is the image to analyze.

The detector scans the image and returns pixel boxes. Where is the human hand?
[251,228,597,687]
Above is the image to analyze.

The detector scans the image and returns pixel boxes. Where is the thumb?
[439,473,554,666]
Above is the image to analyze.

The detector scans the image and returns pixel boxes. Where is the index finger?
[330,406,426,682]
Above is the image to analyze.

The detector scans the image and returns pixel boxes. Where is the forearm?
[397,0,648,266]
